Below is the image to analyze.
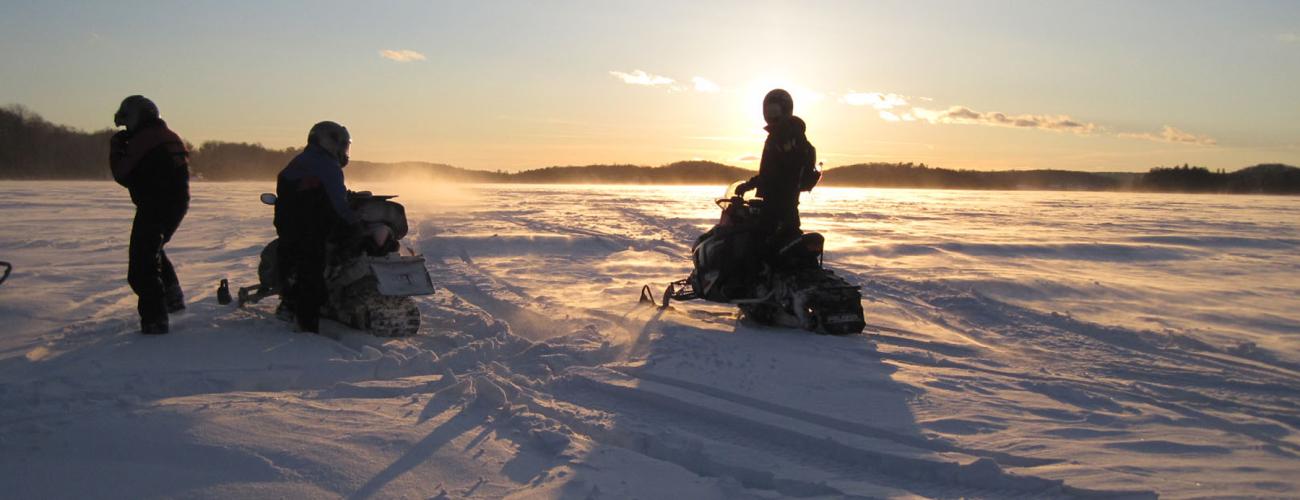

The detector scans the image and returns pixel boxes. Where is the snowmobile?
[641,181,865,335]
[231,191,435,337]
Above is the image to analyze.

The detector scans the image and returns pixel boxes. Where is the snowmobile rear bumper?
[368,255,435,296]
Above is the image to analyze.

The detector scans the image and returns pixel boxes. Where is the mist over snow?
[1,181,1297,498]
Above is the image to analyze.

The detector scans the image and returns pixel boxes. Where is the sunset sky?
[2,0,1298,171]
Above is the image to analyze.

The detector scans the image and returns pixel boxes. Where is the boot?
[141,317,170,335]
[275,300,296,322]
[164,283,186,313]
[296,313,320,334]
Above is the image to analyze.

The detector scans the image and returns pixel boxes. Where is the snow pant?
[128,200,187,327]
[756,207,801,264]
[276,235,327,333]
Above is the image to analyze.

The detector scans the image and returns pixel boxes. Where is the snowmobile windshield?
[718,180,760,209]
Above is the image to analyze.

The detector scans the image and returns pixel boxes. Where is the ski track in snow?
[1,181,1298,499]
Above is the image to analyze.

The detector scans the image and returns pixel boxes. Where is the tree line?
[1138,163,1300,194]
[818,162,1131,191]
[1,104,301,181]
[0,105,751,184]
[3,105,1296,193]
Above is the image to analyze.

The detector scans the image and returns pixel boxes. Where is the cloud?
[379,49,426,62]
[877,110,916,122]
[839,91,924,122]
[911,105,1099,134]
[609,70,723,93]
[844,88,1212,145]
[692,77,721,93]
[1278,33,1299,43]
[735,154,759,162]
[609,69,675,87]
[842,92,908,110]
[1119,125,1217,146]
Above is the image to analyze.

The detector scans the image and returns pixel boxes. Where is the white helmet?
[307,121,351,167]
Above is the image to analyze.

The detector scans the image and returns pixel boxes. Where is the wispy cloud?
[911,105,1099,134]
[877,110,918,122]
[609,69,675,87]
[379,49,426,62]
[735,153,759,162]
[842,92,908,110]
[692,77,721,93]
[609,70,724,93]
[1118,125,1216,146]
[846,87,1216,146]
[1278,33,1299,43]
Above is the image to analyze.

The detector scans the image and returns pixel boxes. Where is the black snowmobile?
[232,191,435,337]
[641,181,865,335]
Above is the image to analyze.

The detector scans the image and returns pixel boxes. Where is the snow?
[1,180,1298,499]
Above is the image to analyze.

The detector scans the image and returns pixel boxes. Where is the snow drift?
[1,181,1297,498]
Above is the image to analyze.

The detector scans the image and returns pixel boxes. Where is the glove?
[110,131,130,157]
[734,181,754,196]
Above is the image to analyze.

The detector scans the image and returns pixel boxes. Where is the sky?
[2,0,1298,171]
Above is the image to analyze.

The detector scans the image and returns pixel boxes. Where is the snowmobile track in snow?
[534,367,1150,499]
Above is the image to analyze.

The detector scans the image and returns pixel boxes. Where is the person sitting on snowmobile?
[734,88,819,264]
[109,95,190,335]
[274,121,363,334]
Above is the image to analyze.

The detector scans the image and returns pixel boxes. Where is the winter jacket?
[274,144,359,240]
[746,116,811,217]
[108,119,190,206]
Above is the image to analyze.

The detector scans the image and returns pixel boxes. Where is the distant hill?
[820,163,1124,191]
[507,161,752,185]
[0,105,115,180]
[346,160,504,183]
[2,105,1297,194]
[1139,163,1300,194]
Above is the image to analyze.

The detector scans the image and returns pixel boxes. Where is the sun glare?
[741,77,828,126]
[703,76,834,165]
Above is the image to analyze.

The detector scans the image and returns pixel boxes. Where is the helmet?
[113,95,160,131]
[308,121,351,167]
[762,88,793,125]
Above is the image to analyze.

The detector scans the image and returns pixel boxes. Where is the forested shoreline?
[4,105,1297,194]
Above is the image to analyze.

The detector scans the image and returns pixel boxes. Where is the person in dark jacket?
[274,121,360,334]
[109,95,190,334]
[735,88,815,254]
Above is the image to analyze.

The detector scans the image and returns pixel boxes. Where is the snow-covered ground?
[1,180,1297,499]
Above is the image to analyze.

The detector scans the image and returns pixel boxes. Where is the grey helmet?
[113,95,160,131]
[308,121,351,167]
[762,88,793,125]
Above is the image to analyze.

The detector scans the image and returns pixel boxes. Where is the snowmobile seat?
[777,232,824,268]
[355,198,409,241]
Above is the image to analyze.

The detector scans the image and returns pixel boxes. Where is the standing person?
[109,95,190,334]
[735,88,819,255]
[274,121,360,334]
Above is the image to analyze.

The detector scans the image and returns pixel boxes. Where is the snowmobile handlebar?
[716,195,765,209]
[257,191,399,206]
[347,191,398,202]
[717,180,763,209]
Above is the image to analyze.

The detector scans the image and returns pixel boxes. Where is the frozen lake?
[426,182,1300,358]
[1,181,1297,498]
